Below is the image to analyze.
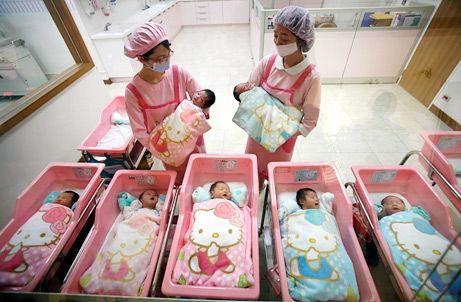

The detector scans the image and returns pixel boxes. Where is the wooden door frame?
[399,0,461,130]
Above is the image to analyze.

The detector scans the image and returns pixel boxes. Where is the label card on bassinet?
[214,160,238,171]
[72,167,94,178]
[437,137,461,150]
[294,170,318,181]
[128,175,156,185]
[371,170,396,183]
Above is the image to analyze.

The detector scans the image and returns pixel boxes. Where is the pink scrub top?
[125,65,205,181]
[246,54,321,178]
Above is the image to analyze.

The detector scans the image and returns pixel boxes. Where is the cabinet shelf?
[250,0,435,83]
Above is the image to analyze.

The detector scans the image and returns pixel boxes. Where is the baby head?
[54,190,80,208]
[139,189,159,209]
[233,82,254,102]
[381,195,406,216]
[210,181,232,200]
[191,89,215,109]
[296,188,319,210]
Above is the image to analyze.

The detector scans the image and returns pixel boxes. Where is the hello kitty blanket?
[232,87,302,152]
[172,199,254,288]
[148,100,211,167]
[281,210,359,302]
[0,203,73,287]
[380,211,461,301]
[79,208,160,296]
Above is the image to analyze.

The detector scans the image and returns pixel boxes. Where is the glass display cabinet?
[250,0,435,83]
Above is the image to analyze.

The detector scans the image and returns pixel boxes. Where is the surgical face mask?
[275,42,298,57]
[149,59,170,73]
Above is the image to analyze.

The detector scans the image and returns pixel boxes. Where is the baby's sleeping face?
[210,182,232,200]
[140,190,159,209]
[382,195,406,215]
[54,192,74,208]
[235,82,254,95]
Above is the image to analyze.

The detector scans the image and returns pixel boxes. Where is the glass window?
[310,11,359,29]
[0,0,93,135]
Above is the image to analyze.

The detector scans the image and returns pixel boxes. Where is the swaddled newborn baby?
[122,189,163,222]
[148,89,215,167]
[0,190,77,288]
[79,189,165,296]
[232,83,302,152]
[377,194,461,301]
[172,180,255,288]
[279,188,360,302]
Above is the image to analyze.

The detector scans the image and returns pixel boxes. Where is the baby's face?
[54,192,74,208]
[382,196,406,215]
[300,191,320,210]
[235,82,254,94]
[140,190,159,209]
[191,90,209,108]
[210,183,232,200]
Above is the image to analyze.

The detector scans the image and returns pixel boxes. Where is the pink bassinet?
[351,165,461,301]
[78,96,145,173]
[162,154,260,300]
[61,169,176,296]
[266,161,380,302]
[0,162,105,292]
[420,131,461,210]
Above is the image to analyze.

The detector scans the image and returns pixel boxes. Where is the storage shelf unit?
[250,0,435,84]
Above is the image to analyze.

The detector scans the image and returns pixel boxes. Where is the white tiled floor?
[108,25,459,301]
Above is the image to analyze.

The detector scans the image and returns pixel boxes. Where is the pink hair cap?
[124,22,168,58]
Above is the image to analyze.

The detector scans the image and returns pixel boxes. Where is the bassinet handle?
[344,182,376,234]
[400,150,461,201]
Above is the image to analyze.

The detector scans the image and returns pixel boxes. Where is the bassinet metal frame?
[400,150,461,201]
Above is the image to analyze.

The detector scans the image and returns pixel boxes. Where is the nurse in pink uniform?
[245,6,321,179]
[124,22,205,182]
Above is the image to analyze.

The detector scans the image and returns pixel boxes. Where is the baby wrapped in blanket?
[172,181,254,288]
[279,188,359,302]
[232,83,302,152]
[148,89,215,167]
[79,190,165,296]
[0,192,77,288]
[377,195,461,301]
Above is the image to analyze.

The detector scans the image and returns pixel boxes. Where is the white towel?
[111,111,130,125]
[96,125,132,149]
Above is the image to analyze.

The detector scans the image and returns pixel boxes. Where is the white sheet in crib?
[96,125,132,149]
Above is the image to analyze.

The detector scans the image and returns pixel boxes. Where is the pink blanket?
[0,204,73,287]
[172,199,254,288]
[79,208,160,296]
[148,100,210,167]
